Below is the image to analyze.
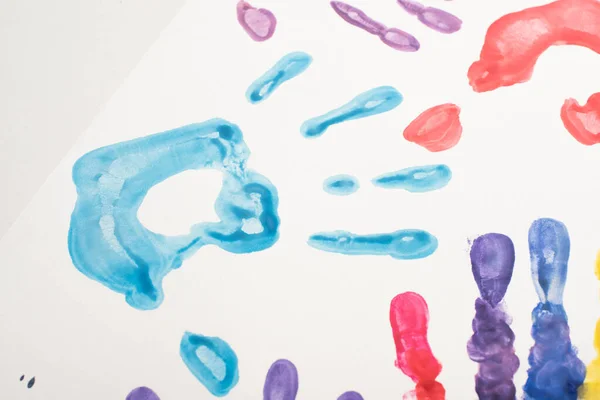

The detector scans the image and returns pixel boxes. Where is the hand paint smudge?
[308,230,438,260]
[337,391,364,400]
[68,119,280,310]
[524,218,586,400]
[390,292,445,400]
[403,104,462,152]
[323,174,360,196]
[396,0,462,34]
[372,164,451,193]
[301,86,403,138]
[263,359,299,400]
[468,233,519,400]
[581,252,600,399]
[468,0,600,93]
[246,52,313,104]
[180,332,239,397]
[330,1,420,52]
[126,387,161,400]
[561,92,600,146]
[236,0,276,42]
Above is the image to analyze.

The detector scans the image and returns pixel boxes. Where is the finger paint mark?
[301,86,403,138]
[403,104,462,152]
[524,218,586,400]
[372,164,451,193]
[263,359,299,400]
[337,391,364,400]
[180,332,239,397]
[236,0,276,42]
[246,52,313,104]
[390,292,445,400]
[468,0,600,93]
[561,92,600,146]
[27,377,35,389]
[580,252,600,399]
[396,0,462,34]
[330,1,420,52]
[68,119,280,310]
[19,375,24,381]
[308,230,438,260]
[323,174,360,196]
[126,387,161,400]
[468,233,519,399]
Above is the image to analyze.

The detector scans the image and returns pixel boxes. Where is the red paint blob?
[468,0,600,93]
[403,104,462,152]
[561,92,600,145]
[390,292,445,400]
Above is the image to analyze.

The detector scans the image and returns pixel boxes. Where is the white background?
[2,0,600,399]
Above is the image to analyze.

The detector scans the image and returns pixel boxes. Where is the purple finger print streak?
[397,0,462,34]
[467,233,520,400]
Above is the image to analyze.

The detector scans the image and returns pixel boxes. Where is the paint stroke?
[126,387,161,400]
[308,229,438,260]
[580,252,600,399]
[301,86,403,138]
[372,164,451,193]
[390,292,445,400]
[323,174,359,196]
[396,0,462,34]
[561,92,600,146]
[338,391,364,400]
[468,0,600,93]
[524,218,586,400]
[264,359,299,400]
[330,1,420,51]
[237,0,276,42]
[468,233,519,400]
[403,104,462,152]
[68,119,280,310]
[180,332,239,397]
[27,377,35,389]
[246,52,313,104]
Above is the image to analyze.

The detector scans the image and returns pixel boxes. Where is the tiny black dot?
[27,377,35,389]
[19,375,24,381]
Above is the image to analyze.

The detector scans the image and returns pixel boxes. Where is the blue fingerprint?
[524,218,586,400]
[372,164,451,192]
[68,119,280,310]
[323,174,359,196]
[307,229,438,260]
[301,86,403,138]
[246,52,313,104]
[180,332,239,397]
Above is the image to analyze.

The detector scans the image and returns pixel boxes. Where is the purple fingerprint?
[264,359,299,400]
[467,233,519,400]
[338,391,364,400]
[126,387,160,400]
[397,0,462,34]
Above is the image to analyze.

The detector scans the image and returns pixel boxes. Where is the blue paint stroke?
[301,86,403,138]
[372,164,451,193]
[524,218,586,400]
[307,229,437,259]
[68,119,280,310]
[180,332,239,397]
[246,52,313,104]
[323,174,359,196]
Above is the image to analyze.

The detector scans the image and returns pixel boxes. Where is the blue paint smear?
[323,174,359,196]
[524,218,586,400]
[300,86,403,138]
[180,332,239,397]
[307,229,438,259]
[246,52,313,104]
[68,119,280,310]
[372,164,451,193]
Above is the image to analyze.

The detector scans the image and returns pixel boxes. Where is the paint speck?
[27,377,35,389]
[19,375,24,381]
[372,165,452,192]
[323,174,359,196]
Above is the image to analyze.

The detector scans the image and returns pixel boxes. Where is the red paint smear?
[561,92,600,145]
[403,104,462,152]
[468,0,600,93]
[390,292,445,400]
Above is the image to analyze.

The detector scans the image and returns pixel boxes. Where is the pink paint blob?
[561,93,600,146]
[237,1,277,42]
[403,103,462,152]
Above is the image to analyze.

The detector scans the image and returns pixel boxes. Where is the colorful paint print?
[323,174,359,196]
[68,119,280,310]
[263,359,299,400]
[561,92,600,146]
[468,233,519,400]
[524,218,586,400]
[403,104,462,152]
[126,387,161,400]
[390,292,445,400]
[372,164,451,193]
[396,0,462,34]
[580,252,600,399]
[236,0,276,42]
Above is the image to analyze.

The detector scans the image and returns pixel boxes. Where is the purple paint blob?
[237,0,277,42]
[330,1,420,52]
[263,359,299,400]
[338,391,364,400]
[467,233,519,400]
[126,387,160,400]
[397,0,462,34]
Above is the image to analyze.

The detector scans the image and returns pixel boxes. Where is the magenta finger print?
[237,0,277,42]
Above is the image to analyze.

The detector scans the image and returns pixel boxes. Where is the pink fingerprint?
[237,1,277,42]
